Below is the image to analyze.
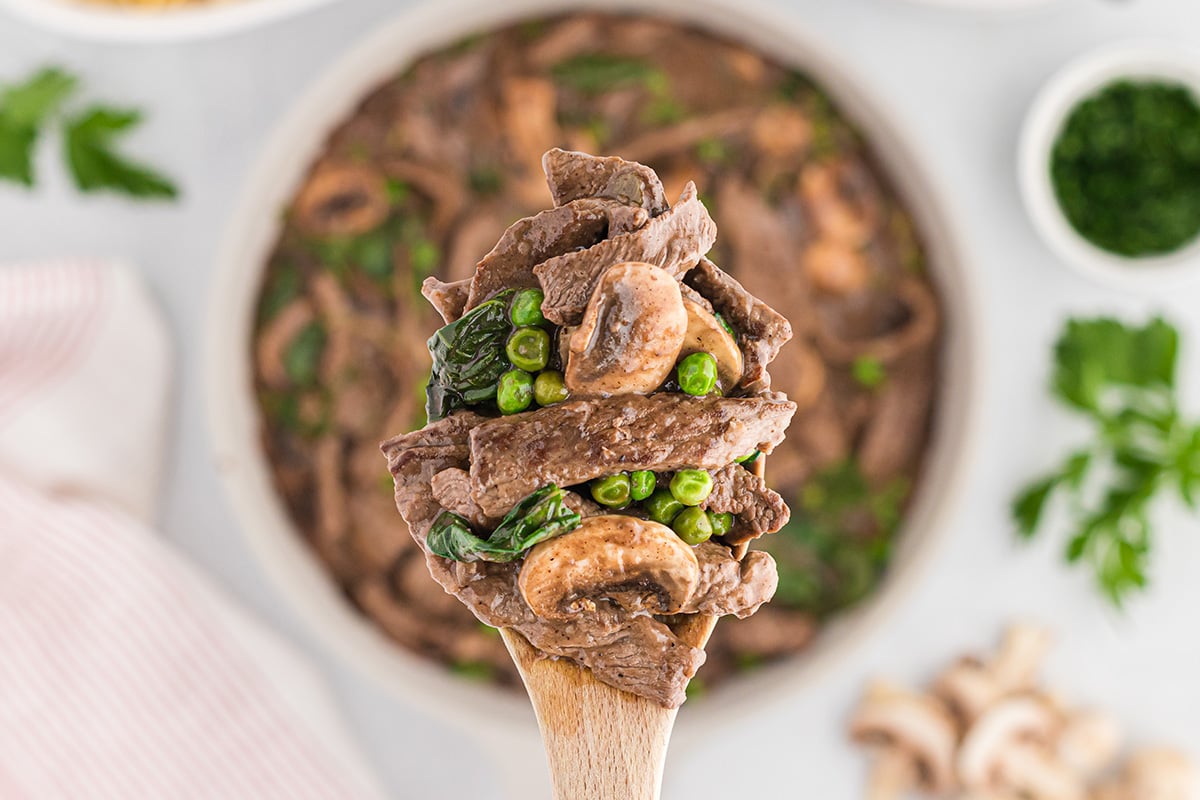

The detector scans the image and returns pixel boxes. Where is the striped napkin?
[0,262,384,799]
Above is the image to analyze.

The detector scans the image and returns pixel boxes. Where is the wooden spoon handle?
[501,629,678,800]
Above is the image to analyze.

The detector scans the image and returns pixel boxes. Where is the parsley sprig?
[0,66,177,200]
[1013,317,1200,605]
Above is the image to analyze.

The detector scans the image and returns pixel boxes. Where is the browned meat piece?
[381,410,487,454]
[421,276,470,324]
[502,78,562,209]
[464,198,643,309]
[550,616,705,708]
[535,182,717,326]
[704,465,790,544]
[617,109,755,165]
[685,258,793,392]
[256,298,315,388]
[683,542,777,618]
[858,352,936,485]
[542,148,669,215]
[430,467,495,530]
[468,392,796,517]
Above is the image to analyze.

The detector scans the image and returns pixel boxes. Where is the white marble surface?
[2,0,1199,797]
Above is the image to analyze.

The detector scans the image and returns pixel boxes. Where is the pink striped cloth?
[0,262,384,799]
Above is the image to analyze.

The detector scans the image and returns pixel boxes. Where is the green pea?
[506,327,550,372]
[534,370,569,406]
[510,288,547,327]
[672,506,713,545]
[677,352,718,396]
[644,489,684,525]
[497,369,533,415]
[707,511,734,537]
[670,469,713,506]
[590,473,632,507]
[629,470,656,502]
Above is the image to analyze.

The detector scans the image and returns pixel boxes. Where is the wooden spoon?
[500,460,763,800]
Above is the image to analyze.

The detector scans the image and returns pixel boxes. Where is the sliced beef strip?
[420,276,470,324]
[430,467,495,530]
[464,198,647,310]
[685,258,793,392]
[550,616,704,708]
[704,464,791,544]
[534,182,717,326]
[683,543,778,618]
[468,392,796,517]
[542,148,669,216]
[857,351,936,485]
[381,410,486,454]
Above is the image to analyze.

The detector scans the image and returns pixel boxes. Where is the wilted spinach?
[425,289,515,421]
[426,484,581,563]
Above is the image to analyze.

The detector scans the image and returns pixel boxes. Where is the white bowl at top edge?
[0,0,339,43]
[1019,41,1200,292]
[205,0,983,760]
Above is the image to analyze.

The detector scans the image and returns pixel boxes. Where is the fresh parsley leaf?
[0,67,78,187]
[2,68,77,128]
[1015,315,1198,605]
[63,106,177,199]
[0,118,38,186]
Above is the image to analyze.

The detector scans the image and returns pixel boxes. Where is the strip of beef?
[421,276,470,324]
[464,198,648,310]
[534,182,717,326]
[381,410,486,454]
[430,467,495,530]
[704,464,791,544]
[685,258,793,392]
[542,148,669,216]
[551,616,704,708]
[468,392,796,517]
[683,542,778,618]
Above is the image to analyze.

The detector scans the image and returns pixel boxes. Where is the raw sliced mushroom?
[958,696,1067,794]
[1095,748,1198,800]
[518,515,700,619]
[565,261,687,396]
[850,681,959,796]
[1057,710,1122,779]
[933,657,1004,728]
[680,293,744,389]
[294,163,390,238]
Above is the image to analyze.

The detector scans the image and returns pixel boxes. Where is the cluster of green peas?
[589,468,733,546]
[496,288,569,415]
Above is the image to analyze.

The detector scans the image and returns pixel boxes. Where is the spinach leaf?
[425,290,514,421]
[426,484,581,563]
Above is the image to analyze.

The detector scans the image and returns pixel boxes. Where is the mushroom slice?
[293,163,389,238]
[1105,748,1198,800]
[564,261,687,397]
[518,515,700,620]
[991,624,1053,692]
[680,293,744,389]
[850,681,958,794]
[933,657,1003,728]
[958,696,1063,792]
[1057,709,1121,779]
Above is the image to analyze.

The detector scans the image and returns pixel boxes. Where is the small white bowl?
[1019,42,1200,292]
[0,0,339,42]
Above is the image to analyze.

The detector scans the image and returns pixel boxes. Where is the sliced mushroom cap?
[995,742,1086,800]
[518,515,700,620]
[933,657,1004,728]
[680,294,744,389]
[293,163,389,238]
[1113,748,1198,800]
[850,681,959,794]
[565,261,687,396]
[1057,710,1122,778]
[958,696,1062,791]
[991,624,1053,692]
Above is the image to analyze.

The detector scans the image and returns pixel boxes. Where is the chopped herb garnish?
[283,322,326,386]
[258,261,302,321]
[1013,316,1200,605]
[695,137,732,166]
[551,54,661,95]
[1051,80,1200,257]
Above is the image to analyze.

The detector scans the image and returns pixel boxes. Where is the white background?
[2,0,1199,797]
